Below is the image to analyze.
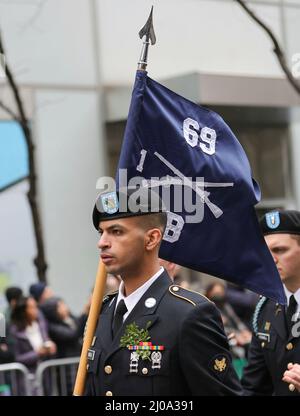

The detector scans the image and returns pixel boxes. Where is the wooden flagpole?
[73,259,106,395]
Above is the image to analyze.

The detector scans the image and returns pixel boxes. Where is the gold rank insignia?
[264,321,271,331]
[214,357,227,372]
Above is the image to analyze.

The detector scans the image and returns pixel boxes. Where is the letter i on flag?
[117,70,286,304]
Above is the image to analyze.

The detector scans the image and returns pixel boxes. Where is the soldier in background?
[242,210,300,395]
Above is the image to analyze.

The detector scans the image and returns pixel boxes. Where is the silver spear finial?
[137,6,156,71]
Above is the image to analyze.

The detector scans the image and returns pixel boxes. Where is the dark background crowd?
[0,283,91,373]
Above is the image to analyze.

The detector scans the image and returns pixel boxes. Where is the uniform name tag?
[87,349,95,361]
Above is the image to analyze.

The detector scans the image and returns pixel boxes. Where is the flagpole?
[73,259,107,395]
[72,7,157,396]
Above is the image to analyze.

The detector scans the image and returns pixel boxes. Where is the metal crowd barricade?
[35,356,80,396]
[0,362,32,396]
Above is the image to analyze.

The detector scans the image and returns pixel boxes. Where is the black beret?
[92,187,166,230]
[259,210,300,236]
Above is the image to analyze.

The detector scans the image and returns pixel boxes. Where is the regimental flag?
[117,70,285,304]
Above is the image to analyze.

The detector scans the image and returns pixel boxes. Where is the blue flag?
[117,70,285,304]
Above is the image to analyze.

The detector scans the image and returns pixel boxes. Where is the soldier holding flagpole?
[74,7,285,396]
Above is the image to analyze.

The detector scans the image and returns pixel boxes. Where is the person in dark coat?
[9,296,56,373]
[85,188,242,396]
[41,297,82,358]
[4,286,23,325]
[242,210,300,395]
[205,282,251,352]
[226,284,259,329]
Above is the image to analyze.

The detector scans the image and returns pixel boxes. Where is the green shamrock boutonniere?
[120,321,152,360]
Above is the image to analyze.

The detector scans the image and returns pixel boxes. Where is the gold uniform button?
[172,286,179,292]
[104,365,112,375]
[289,384,296,392]
[142,368,148,375]
[105,391,113,396]
[286,343,294,351]
[261,342,265,348]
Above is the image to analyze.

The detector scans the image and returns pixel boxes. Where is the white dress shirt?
[284,285,300,316]
[25,321,44,352]
[114,267,164,322]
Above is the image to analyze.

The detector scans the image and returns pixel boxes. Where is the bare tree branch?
[0,99,19,120]
[0,30,48,282]
[235,0,300,96]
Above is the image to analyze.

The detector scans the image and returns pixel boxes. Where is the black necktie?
[286,295,298,332]
[112,300,128,338]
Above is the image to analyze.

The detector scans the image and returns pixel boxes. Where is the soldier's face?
[265,234,300,285]
[97,217,146,276]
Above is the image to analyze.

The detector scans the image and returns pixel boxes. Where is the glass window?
[0,121,28,191]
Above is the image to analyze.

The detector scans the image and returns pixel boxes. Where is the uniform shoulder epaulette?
[169,284,212,306]
[252,296,268,334]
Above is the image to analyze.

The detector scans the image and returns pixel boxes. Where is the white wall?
[97,0,285,84]
[0,0,97,86]
[290,111,300,210]
[33,90,105,312]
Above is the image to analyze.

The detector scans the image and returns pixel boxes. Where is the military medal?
[129,351,140,373]
[128,341,165,352]
[127,342,165,372]
[151,351,162,369]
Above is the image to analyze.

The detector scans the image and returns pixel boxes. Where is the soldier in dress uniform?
[242,210,300,395]
[85,187,242,396]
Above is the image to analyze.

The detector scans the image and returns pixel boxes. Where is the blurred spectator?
[159,259,181,281]
[105,274,121,295]
[76,292,93,339]
[158,259,191,288]
[9,296,56,374]
[4,287,23,324]
[29,283,54,305]
[205,282,252,357]
[0,338,14,364]
[40,297,82,358]
[0,338,15,396]
[41,297,88,395]
[226,283,259,329]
